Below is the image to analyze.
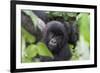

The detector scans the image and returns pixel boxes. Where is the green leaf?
[22,56,32,63]
[77,13,90,43]
[25,44,38,58]
[37,42,54,58]
[21,27,36,43]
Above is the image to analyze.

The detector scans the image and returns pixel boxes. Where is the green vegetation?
[21,10,90,62]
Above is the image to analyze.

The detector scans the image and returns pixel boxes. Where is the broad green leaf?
[22,56,32,63]
[37,42,54,58]
[25,44,37,58]
[77,13,90,43]
[21,27,36,43]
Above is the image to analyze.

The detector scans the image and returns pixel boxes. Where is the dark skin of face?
[48,32,63,51]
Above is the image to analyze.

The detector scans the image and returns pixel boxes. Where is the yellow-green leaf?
[25,44,37,58]
[37,42,54,58]
[21,27,36,43]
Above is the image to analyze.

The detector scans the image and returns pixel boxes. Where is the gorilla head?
[44,21,68,54]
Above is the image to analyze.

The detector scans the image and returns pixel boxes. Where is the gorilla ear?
[64,22,79,49]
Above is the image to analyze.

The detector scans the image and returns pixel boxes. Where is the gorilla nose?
[49,38,57,46]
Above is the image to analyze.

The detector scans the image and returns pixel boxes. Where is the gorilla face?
[44,21,68,54]
[48,32,63,50]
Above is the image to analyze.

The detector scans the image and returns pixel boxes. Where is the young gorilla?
[21,10,79,61]
[41,21,72,61]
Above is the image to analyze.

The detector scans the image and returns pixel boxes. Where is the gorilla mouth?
[49,38,57,46]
